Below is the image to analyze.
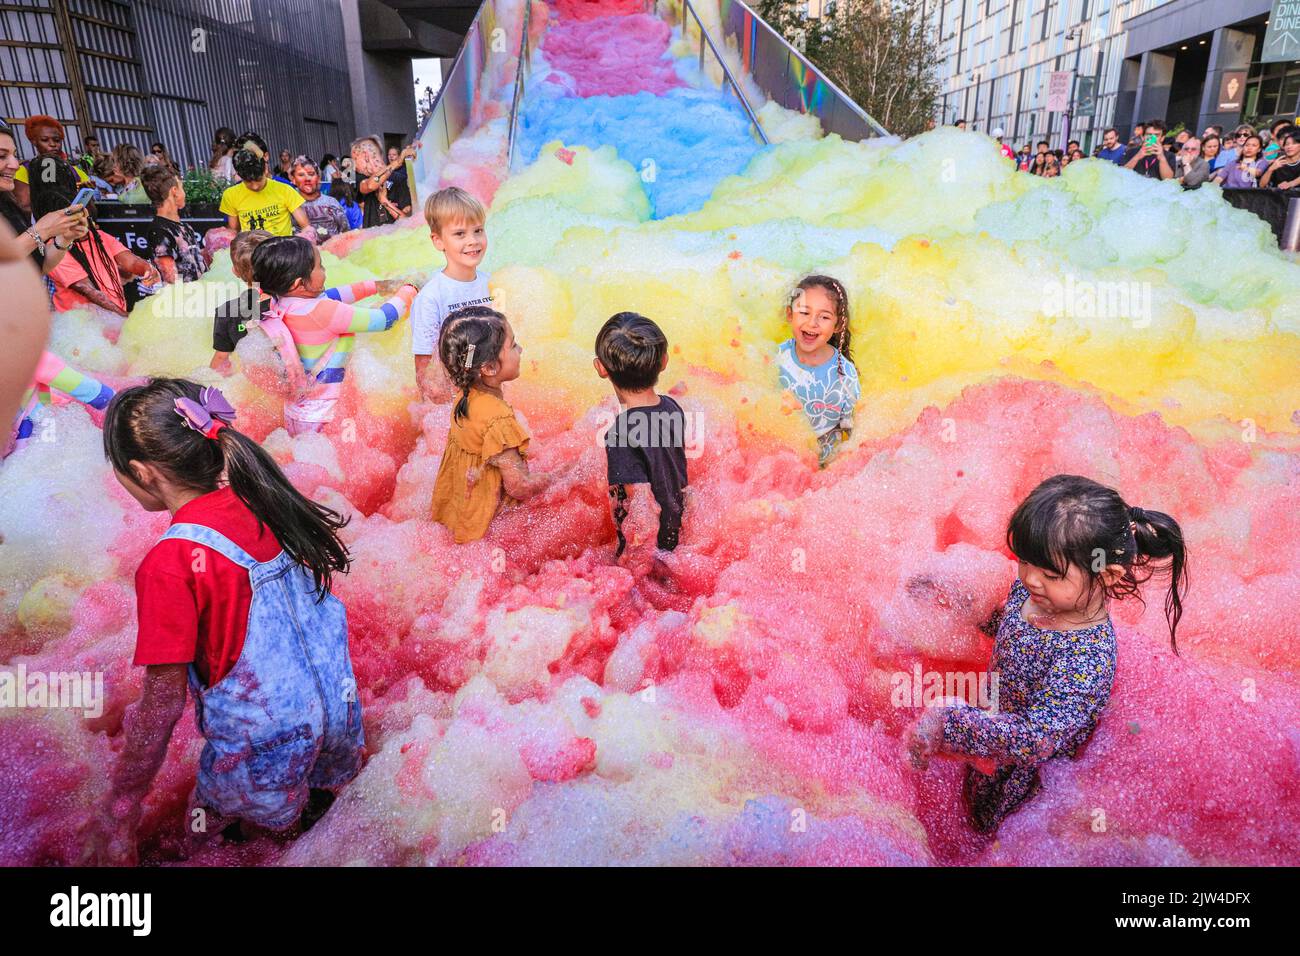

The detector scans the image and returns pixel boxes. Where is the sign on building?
[1046,71,1072,112]
[1263,0,1300,64]
[1218,71,1248,111]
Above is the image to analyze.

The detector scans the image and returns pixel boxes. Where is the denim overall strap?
[162,522,260,569]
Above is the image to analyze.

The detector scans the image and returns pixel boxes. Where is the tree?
[756,0,940,137]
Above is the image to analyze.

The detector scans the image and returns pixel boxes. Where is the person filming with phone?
[0,121,88,277]
[1121,120,1176,180]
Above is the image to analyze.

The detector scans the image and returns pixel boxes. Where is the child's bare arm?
[488,447,551,501]
[418,358,455,403]
[80,663,188,865]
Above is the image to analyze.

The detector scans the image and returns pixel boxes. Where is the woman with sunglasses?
[1218,125,1255,168]
[149,142,178,175]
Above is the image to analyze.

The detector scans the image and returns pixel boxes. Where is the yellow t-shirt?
[15,163,90,185]
[431,387,531,543]
[218,179,304,235]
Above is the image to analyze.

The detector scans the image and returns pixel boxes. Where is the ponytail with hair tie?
[103,378,350,599]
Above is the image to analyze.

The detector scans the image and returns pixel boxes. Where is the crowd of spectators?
[955,114,1300,194]
[0,114,420,313]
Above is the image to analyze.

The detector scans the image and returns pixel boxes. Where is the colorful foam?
[1,2,1298,867]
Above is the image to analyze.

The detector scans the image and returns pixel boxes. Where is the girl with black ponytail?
[429,306,555,543]
[84,379,361,864]
[908,474,1188,834]
[32,155,159,315]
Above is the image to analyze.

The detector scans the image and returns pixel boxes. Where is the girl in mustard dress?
[431,306,553,542]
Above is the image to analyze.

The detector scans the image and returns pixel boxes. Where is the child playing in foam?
[82,380,361,864]
[430,306,554,543]
[210,228,272,374]
[411,187,494,402]
[777,274,860,467]
[908,474,1188,833]
[250,235,417,435]
[594,312,688,557]
[5,350,114,456]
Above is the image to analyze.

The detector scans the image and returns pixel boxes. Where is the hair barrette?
[464,343,476,369]
[174,386,236,441]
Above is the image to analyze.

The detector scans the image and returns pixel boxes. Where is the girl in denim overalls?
[82,378,362,865]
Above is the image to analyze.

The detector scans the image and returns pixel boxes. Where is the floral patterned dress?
[941,578,1117,831]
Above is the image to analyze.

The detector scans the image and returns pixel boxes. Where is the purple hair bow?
[174,386,236,440]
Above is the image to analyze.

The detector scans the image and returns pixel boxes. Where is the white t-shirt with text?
[410,270,493,356]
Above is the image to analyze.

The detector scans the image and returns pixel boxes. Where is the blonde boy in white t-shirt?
[411,187,493,401]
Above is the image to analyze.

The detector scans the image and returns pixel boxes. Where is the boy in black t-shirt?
[142,166,211,285]
[210,228,273,373]
[594,312,688,556]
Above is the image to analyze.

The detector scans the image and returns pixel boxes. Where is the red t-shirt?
[134,487,282,687]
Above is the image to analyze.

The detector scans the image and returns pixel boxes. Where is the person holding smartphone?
[33,156,159,315]
[0,121,88,276]
[1260,128,1300,189]
[1121,120,1175,179]
[1213,134,1269,189]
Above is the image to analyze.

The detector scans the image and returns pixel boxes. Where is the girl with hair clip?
[777,274,861,467]
[908,474,1188,834]
[250,235,417,435]
[430,306,557,543]
[33,155,159,316]
[82,379,363,864]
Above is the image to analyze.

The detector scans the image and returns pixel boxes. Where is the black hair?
[251,235,316,297]
[233,146,267,183]
[103,378,350,598]
[595,312,668,391]
[29,154,115,293]
[1007,474,1188,652]
[787,274,854,375]
[331,179,357,205]
[438,306,509,421]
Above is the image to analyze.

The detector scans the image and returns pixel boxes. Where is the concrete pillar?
[1199,27,1257,133]
[1131,51,1175,128]
[1113,57,1142,138]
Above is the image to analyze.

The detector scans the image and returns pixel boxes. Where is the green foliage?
[181,166,228,205]
[756,0,940,137]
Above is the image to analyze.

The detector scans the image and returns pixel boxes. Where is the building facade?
[0,0,466,170]
[929,0,1291,151]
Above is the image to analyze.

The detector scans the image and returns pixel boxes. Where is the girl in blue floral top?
[908,474,1189,832]
[777,274,860,467]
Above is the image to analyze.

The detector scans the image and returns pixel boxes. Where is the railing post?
[1284,197,1300,252]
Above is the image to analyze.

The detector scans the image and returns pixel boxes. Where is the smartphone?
[68,186,95,210]
[1144,134,1159,149]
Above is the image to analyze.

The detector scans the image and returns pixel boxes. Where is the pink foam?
[542,14,684,98]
